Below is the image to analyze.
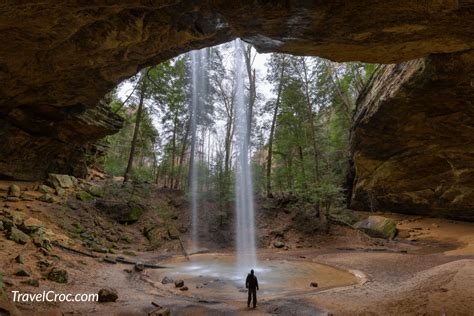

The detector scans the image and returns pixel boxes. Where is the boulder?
[9,227,30,245]
[161,276,173,284]
[14,268,31,277]
[76,191,94,202]
[22,217,45,232]
[7,185,21,197]
[134,262,144,272]
[20,279,39,287]
[47,268,68,283]
[98,288,118,302]
[37,194,54,203]
[88,185,105,197]
[353,216,398,239]
[20,191,42,201]
[48,174,75,190]
[273,240,285,248]
[179,286,189,291]
[149,307,170,316]
[95,200,144,224]
[38,185,55,194]
[15,254,24,264]
[174,280,184,288]
[310,282,318,287]
[5,210,26,226]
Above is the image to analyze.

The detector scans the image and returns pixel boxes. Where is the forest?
[104,42,377,223]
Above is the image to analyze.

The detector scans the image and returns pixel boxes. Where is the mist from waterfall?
[189,48,208,251]
[233,39,257,272]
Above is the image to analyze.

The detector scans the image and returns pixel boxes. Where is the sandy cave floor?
[0,214,472,315]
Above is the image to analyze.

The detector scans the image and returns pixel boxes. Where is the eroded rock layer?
[0,0,472,199]
[350,50,474,221]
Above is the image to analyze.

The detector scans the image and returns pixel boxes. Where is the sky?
[116,41,276,162]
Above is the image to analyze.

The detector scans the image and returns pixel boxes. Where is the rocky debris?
[56,188,66,197]
[14,268,31,277]
[37,259,51,272]
[310,282,318,287]
[354,216,398,240]
[273,240,285,248]
[32,236,52,251]
[134,262,144,272]
[76,191,94,202]
[20,279,39,287]
[38,194,54,203]
[22,217,44,232]
[92,245,108,253]
[15,254,24,264]
[174,280,184,288]
[96,199,144,224]
[122,250,136,256]
[103,257,116,264]
[9,227,30,245]
[149,306,170,316]
[48,174,75,190]
[47,268,68,283]
[7,185,21,198]
[38,185,55,194]
[161,276,173,284]
[98,288,118,302]
[20,191,41,201]
[88,185,105,197]
[179,286,189,291]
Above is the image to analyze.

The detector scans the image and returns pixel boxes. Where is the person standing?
[245,269,259,308]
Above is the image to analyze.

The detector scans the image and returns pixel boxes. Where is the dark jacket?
[246,274,259,290]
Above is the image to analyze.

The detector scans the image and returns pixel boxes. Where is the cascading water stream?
[233,39,257,273]
[189,48,208,251]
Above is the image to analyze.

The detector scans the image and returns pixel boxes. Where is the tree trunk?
[124,81,145,183]
[266,62,285,198]
[174,119,191,189]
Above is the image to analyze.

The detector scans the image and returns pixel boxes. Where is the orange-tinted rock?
[350,50,474,221]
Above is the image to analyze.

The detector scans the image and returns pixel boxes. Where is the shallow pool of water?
[153,254,357,299]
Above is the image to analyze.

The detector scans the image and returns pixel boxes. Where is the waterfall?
[189,48,208,251]
[234,39,257,272]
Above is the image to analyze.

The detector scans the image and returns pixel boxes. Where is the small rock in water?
[179,286,188,291]
[134,262,145,272]
[161,276,173,284]
[174,279,184,288]
[98,288,118,302]
[310,282,318,287]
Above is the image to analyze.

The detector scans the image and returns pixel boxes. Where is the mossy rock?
[38,194,54,203]
[47,268,68,283]
[354,216,398,240]
[76,191,94,202]
[7,185,21,197]
[88,185,105,197]
[38,184,55,194]
[9,227,30,245]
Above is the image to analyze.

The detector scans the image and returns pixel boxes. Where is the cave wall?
[0,1,473,219]
[350,50,474,221]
